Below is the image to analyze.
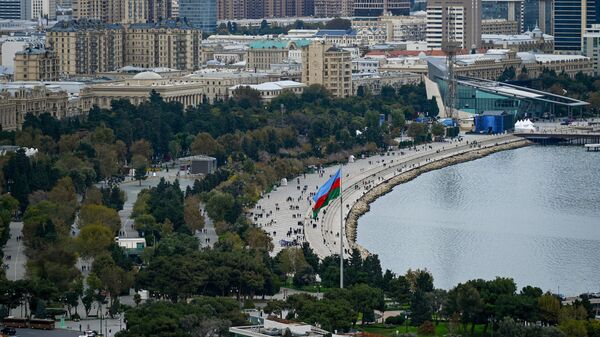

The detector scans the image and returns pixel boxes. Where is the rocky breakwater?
[345,138,532,256]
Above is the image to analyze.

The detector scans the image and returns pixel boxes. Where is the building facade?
[217,0,248,20]
[353,0,409,16]
[426,0,482,50]
[124,20,202,70]
[73,0,124,23]
[179,0,216,32]
[584,24,600,75]
[352,71,422,95]
[379,14,426,42]
[553,0,596,53]
[482,19,518,35]
[46,19,125,76]
[0,83,70,131]
[246,40,309,71]
[46,19,202,76]
[13,46,60,81]
[187,71,278,103]
[88,71,205,109]
[148,0,172,21]
[301,41,352,98]
[123,0,149,23]
[0,0,24,19]
[31,0,56,20]
[314,0,353,17]
[230,80,306,102]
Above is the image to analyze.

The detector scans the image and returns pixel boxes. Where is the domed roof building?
[132,71,163,80]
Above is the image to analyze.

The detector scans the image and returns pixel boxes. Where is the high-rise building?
[123,0,149,23]
[148,0,172,21]
[246,0,264,18]
[426,0,482,50]
[72,0,124,23]
[583,24,600,74]
[353,0,410,16]
[217,0,248,19]
[314,0,353,17]
[301,41,352,98]
[303,0,314,15]
[31,0,56,19]
[179,0,216,32]
[523,0,553,34]
[171,0,179,17]
[554,0,598,53]
[0,0,25,19]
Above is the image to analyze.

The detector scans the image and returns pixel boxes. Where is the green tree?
[79,204,121,233]
[431,123,445,138]
[76,224,114,258]
[134,164,147,186]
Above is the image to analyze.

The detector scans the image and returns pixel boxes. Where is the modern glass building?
[427,58,589,118]
[554,0,598,53]
[179,0,217,32]
[0,0,25,19]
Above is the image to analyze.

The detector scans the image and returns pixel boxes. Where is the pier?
[514,131,600,145]
[585,144,600,151]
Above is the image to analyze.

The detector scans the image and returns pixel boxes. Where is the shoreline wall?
[345,139,532,256]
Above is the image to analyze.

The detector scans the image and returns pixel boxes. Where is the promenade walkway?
[252,134,522,258]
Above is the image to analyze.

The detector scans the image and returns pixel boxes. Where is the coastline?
[345,138,532,256]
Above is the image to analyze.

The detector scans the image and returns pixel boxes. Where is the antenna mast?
[441,0,460,119]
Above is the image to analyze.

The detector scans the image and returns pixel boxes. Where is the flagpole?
[339,164,344,289]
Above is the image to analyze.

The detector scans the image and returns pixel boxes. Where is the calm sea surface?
[356,146,600,295]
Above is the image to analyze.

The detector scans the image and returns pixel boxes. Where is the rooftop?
[132,71,163,80]
[315,29,357,37]
[456,76,589,107]
[49,19,123,32]
[230,80,306,92]
[128,18,198,30]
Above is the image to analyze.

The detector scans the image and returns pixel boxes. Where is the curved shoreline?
[345,139,532,256]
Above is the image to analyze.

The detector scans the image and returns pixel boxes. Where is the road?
[12,328,81,337]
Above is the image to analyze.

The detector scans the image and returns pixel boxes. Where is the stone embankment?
[345,139,531,256]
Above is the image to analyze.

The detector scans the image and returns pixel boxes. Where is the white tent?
[515,119,536,133]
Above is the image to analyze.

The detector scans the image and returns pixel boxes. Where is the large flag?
[312,169,341,218]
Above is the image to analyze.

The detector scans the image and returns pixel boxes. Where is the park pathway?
[251,133,521,258]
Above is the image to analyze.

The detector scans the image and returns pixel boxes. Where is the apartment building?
[301,41,352,98]
[46,19,125,76]
[426,0,482,50]
[124,19,202,70]
[46,18,202,76]
[73,0,124,23]
[13,46,60,81]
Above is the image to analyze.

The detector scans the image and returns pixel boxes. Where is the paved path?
[3,221,26,281]
[252,134,521,258]
[115,172,197,239]
[196,204,218,248]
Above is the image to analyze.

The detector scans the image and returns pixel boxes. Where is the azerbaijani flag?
[312,169,341,218]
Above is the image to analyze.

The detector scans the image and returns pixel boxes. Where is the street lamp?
[404,314,408,333]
